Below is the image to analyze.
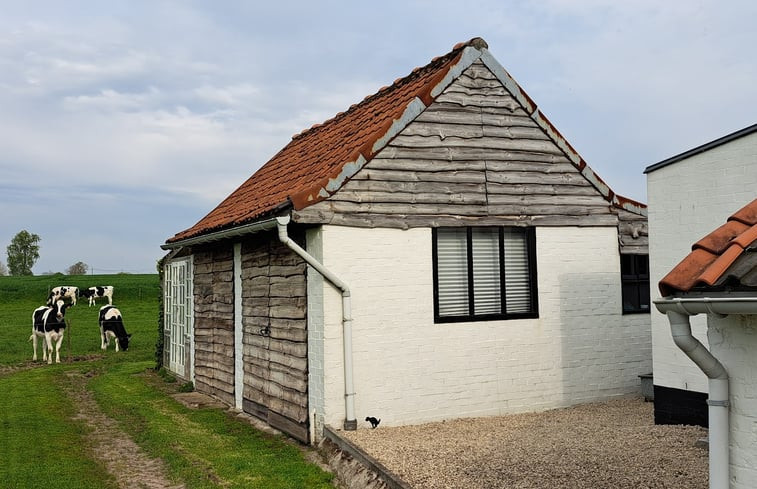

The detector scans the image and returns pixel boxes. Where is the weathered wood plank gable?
[294,59,618,229]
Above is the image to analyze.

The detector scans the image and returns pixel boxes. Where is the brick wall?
[709,314,757,488]
[312,225,652,429]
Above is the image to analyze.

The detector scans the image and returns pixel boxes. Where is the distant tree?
[0,260,7,276]
[66,261,89,275]
[7,230,41,276]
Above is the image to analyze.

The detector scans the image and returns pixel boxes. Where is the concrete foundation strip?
[324,426,413,489]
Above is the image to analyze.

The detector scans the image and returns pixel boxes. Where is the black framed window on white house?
[432,227,538,323]
[621,254,650,314]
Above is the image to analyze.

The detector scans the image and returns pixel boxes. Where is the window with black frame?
[432,227,538,323]
[621,254,650,314]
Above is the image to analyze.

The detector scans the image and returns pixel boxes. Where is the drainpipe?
[276,216,357,431]
[653,296,757,489]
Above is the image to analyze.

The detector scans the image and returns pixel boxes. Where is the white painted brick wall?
[647,131,757,393]
[709,314,757,489]
[305,227,326,438]
[312,225,651,429]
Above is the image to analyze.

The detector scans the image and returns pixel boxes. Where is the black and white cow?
[82,286,114,307]
[30,300,69,364]
[98,305,131,351]
[47,286,79,306]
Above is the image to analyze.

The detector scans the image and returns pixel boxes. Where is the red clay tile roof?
[659,198,757,296]
[167,39,484,244]
[166,37,646,245]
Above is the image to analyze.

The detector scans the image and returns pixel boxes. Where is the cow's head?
[53,300,68,321]
[117,334,132,351]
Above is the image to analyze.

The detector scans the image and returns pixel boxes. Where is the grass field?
[0,274,335,489]
[0,274,160,365]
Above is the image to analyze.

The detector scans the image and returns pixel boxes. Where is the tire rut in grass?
[62,371,186,489]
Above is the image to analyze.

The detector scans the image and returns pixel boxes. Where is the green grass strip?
[90,361,335,489]
[0,366,118,489]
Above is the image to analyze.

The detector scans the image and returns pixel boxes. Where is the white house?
[645,124,757,427]
[161,37,651,444]
[652,196,757,489]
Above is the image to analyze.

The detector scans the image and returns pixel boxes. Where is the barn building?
[161,37,651,443]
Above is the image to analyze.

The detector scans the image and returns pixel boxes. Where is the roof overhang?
[161,217,281,250]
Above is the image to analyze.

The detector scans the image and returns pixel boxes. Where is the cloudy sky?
[1,1,755,275]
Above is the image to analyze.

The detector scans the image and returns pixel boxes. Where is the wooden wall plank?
[236,233,310,441]
[292,59,637,231]
[293,209,619,229]
[617,207,649,254]
[193,243,235,402]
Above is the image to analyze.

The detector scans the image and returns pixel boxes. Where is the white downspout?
[662,309,728,489]
[654,298,743,489]
[276,216,357,431]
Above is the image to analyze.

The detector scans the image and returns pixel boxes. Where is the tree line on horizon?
[1,230,88,277]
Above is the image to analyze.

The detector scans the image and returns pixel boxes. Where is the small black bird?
[365,416,381,429]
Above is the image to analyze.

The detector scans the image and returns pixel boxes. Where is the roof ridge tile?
[288,42,470,144]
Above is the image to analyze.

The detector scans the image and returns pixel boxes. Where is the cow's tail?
[28,334,34,342]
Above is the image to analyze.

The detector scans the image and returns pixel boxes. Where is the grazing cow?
[98,305,131,351]
[30,300,69,364]
[82,286,114,306]
[47,286,79,306]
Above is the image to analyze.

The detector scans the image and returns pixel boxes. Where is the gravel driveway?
[341,397,708,488]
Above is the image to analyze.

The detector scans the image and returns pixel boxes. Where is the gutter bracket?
[707,399,730,408]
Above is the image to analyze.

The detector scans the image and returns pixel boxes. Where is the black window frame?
[432,226,539,323]
[621,253,650,314]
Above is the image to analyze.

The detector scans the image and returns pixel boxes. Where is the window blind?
[434,227,536,321]
[436,228,469,317]
[472,228,501,315]
[503,228,531,313]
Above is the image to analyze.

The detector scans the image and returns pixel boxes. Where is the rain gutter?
[161,217,281,250]
[653,295,757,489]
[276,216,357,431]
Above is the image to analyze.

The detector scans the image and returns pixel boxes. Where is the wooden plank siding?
[191,232,310,442]
[293,59,620,229]
[240,231,309,442]
[617,207,649,255]
[193,245,235,406]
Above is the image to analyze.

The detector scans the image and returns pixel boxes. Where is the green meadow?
[0,274,159,365]
[0,274,334,489]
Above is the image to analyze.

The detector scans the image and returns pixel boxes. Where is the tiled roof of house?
[166,37,645,245]
[659,198,757,296]
[167,39,483,244]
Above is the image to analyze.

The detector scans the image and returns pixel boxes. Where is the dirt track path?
[61,370,186,489]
